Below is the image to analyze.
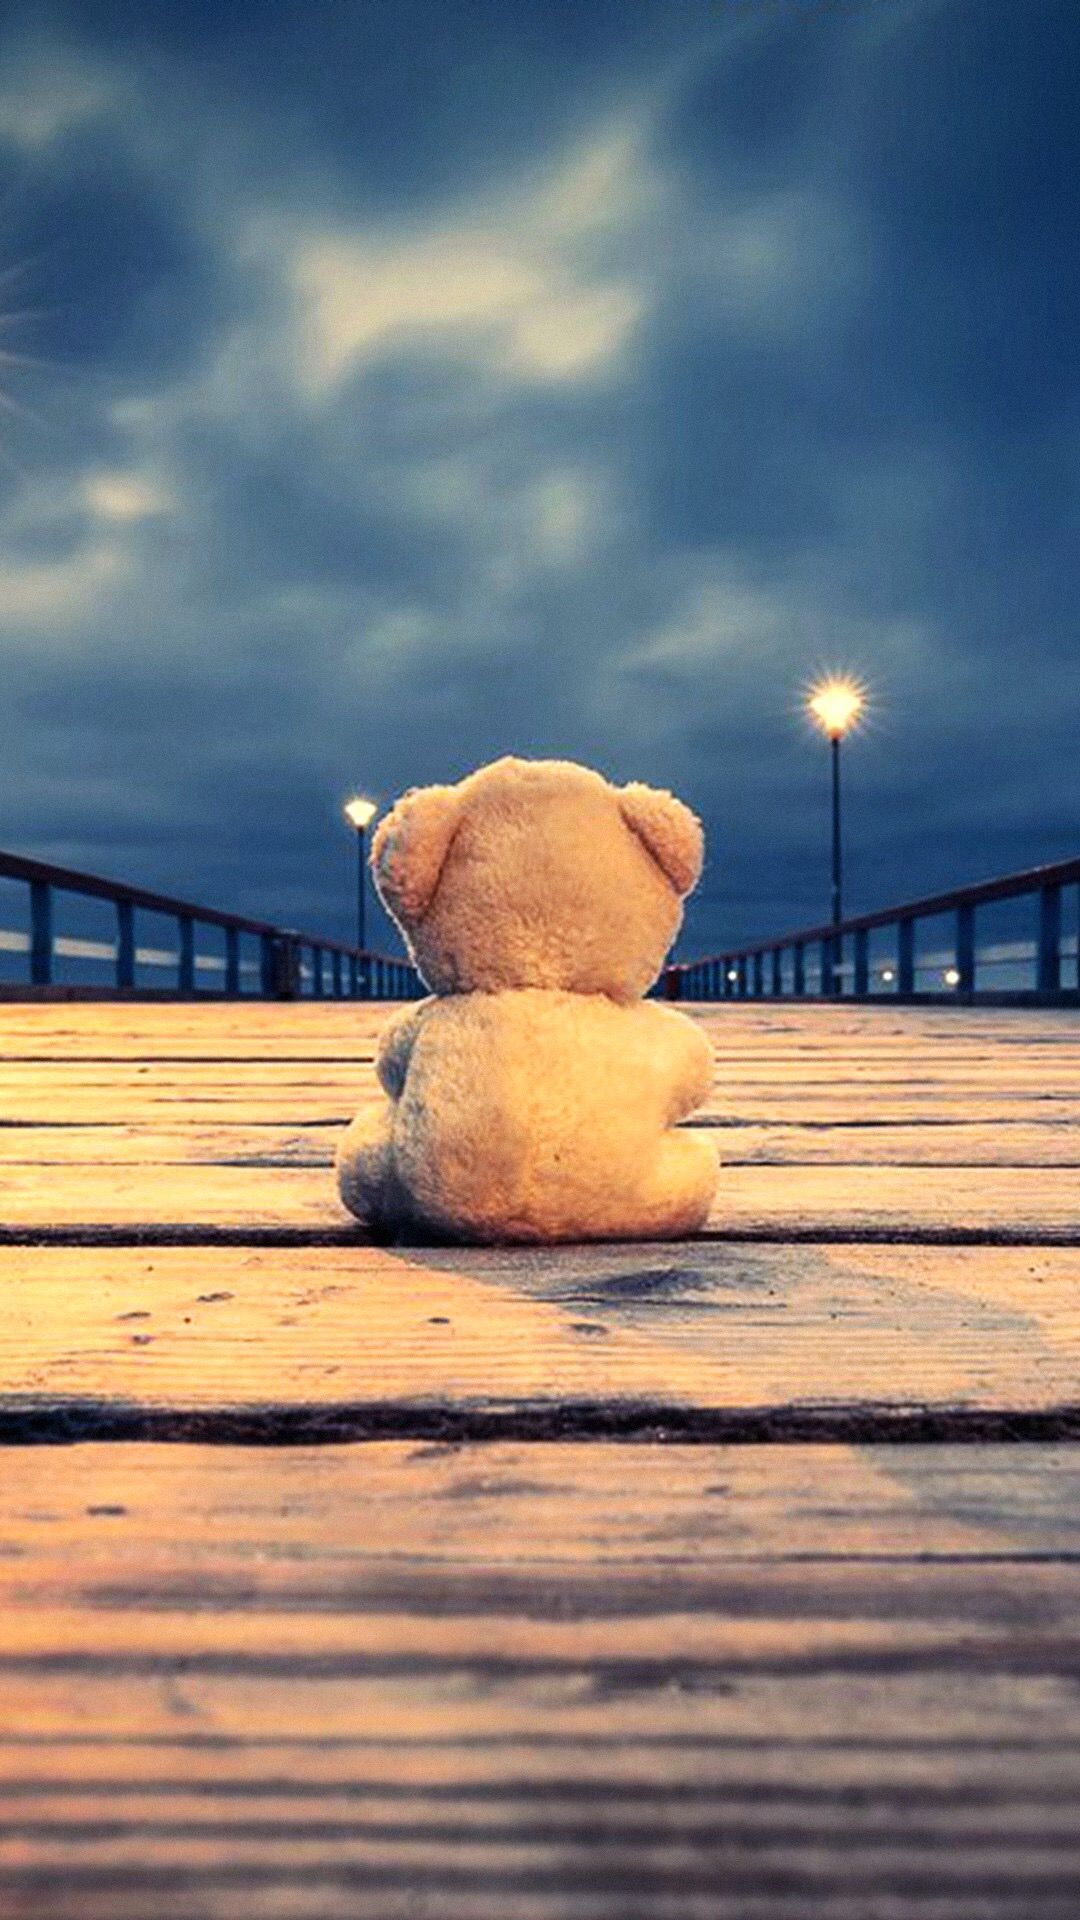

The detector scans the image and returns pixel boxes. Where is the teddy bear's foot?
[336,1114,394,1229]
[635,1129,718,1238]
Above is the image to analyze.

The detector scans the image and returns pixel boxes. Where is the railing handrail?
[685,854,1080,965]
[0,847,401,965]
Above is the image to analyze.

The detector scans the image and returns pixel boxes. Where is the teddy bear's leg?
[336,1108,394,1228]
[637,1128,717,1237]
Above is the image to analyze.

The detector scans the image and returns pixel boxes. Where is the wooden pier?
[1,998,1078,1917]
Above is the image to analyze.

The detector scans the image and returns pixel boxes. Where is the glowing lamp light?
[807,677,866,739]
[343,794,378,954]
[727,967,739,983]
[944,966,961,988]
[880,967,896,985]
[344,795,377,831]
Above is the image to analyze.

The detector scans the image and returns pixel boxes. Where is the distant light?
[880,967,896,984]
[807,676,866,739]
[344,794,377,831]
[944,966,961,988]
[727,967,738,983]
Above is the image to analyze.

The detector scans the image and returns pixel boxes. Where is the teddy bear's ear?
[618,782,704,897]
[371,783,463,927]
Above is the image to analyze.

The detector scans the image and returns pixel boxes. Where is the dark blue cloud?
[1,132,230,377]
[51,0,694,213]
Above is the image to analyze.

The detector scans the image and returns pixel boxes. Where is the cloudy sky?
[0,0,1076,958]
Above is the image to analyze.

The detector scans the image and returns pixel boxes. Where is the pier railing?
[668,855,1080,1005]
[0,850,422,999]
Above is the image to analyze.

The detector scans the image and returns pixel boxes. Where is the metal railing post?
[331,950,342,998]
[349,954,358,997]
[771,947,782,996]
[29,880,52,988]
[312,947,323,998]
[266,936,299,1000]
[116,899,135,990]
[793,942,805,996]
[1038,883,1062,994]
[736,955,747,998]
[260,932,275,997]
[819,936,832,998]
[178,915,195,994]
[752,952,763,997]
[225,926,240,997]
[956,901,975,995]
[854,927,869,998]
[897,918,915,996]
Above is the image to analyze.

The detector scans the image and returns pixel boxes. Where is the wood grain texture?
[1,1444,1079,1920]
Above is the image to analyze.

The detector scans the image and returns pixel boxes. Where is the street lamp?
[343,795,377,950]
[806,676,866,995]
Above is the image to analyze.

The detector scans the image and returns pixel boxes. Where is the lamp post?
[806,678,865,995]
[343,795,377,951]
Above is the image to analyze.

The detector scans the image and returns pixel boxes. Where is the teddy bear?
[336,755,717,1243]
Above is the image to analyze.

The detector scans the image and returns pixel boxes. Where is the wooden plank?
[1,1242,1077,1437]
[4,1439,1080,1564]
[1,1444,1078,1919]
[700,1164,1080,1238]
[0,1117,1076,1168]
[0,1123,341,1166]
[6,1080,1077,1129]
[699,1122,1080,1166]
[0,1012,385,1061]
[1,1156,1076,1236]
[0,1000,1073,1051]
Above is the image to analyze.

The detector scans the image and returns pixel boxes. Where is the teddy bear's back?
[389,989,712,1242]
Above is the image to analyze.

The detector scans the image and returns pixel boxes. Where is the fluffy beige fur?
[337,756,717,1242]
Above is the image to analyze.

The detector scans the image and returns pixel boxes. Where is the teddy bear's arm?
[376,1000,432,1101]
[644,1004,714,1120]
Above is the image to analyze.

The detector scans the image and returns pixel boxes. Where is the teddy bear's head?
[370,756,703,1000]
